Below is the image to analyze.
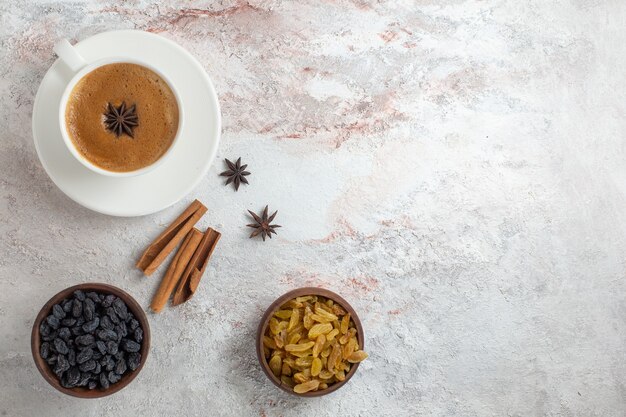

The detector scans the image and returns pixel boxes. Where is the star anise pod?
[104,102,138,138]
[247,205,281,241]
[220,157,250,191]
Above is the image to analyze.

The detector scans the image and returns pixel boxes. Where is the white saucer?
[32,30,221,217]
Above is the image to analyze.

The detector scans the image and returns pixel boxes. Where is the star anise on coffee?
[247,206,281,241]
[220,157,251,191]
[104,102,138,138]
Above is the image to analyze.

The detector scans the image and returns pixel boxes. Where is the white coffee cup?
[54,39,184,177]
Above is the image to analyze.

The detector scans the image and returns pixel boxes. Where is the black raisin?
[72,299,83,318]
[54,354,70,375]
[58,327,71,340]
[105,356,115,371]
[106,307,120,324]
[82,317,100,333]
[128,319,139,331]
[86,292,100,303]
[112,298,128,320]
[66,366,80,386]
[78,372,92,386]
[120,339,140,353]
[97,329,117,341]
[68,349,76,366]
[40,342,50,359]
[76,348,94,364]
[127,352,141,371]
[96,340,107,355]
[114,358,127,375]
[108,371,121,384]
[79,359,96,372]
[60,376,73,389]
[41,330,58,342]
[124,313,134,324]
[46,315,60,329]
[116,322,128,338]
[102,294,116,307]
[52,304,66,320]
[102,294,117,307]
[83,298,96,321]
[99,372,110,389]
[40,322,51,337]
[133,328,143,343]
[106,340,118,355]
[100,316,114,331]
[76,334,95,346]
[61,318,76,327]
[39,291,142,388]
[53,338,69,355]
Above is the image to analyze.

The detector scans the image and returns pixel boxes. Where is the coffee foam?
[65,63,179,172]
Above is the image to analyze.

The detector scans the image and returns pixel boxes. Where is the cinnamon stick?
[150,228,204,313]
[137,199,207,276]
[172,227,221,306]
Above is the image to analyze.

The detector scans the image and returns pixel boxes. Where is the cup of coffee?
[54,39,183,177]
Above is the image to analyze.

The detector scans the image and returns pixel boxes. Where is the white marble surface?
[1,1,626,416]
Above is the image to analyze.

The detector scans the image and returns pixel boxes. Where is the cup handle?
[53,39,87,73]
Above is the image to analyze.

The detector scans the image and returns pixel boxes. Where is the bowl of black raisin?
[31,283,150,398]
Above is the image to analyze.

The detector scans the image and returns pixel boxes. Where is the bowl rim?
[31,283,150,398]
[256,287,365,397]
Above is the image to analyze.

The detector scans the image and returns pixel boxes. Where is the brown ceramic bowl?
[31,283,150,398]
[256,287,365,397]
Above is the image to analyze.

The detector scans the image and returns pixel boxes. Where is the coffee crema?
[65,63,179,172]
